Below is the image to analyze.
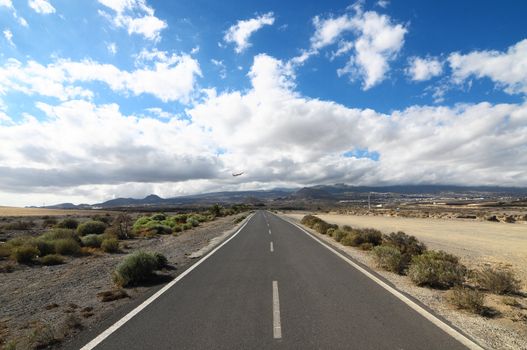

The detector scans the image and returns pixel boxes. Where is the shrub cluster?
[113,251,167,287]
[372,231,427,274]
[77,221,107,236]
[408,250,466,289]
[40,254,65,266]
[133,213,210,236]
[56,218,79,229]
[101,238,119,253]
[300,215,337,234]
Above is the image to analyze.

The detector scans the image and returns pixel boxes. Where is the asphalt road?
[79,210,474,349]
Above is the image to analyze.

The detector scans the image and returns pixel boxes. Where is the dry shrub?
[475,267,521,295]
[372,245,404,273]
[447,286,485,314]
[408,250,466,289]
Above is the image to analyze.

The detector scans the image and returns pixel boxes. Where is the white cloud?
[28,0,55,14]
[293,5,407,90]
[2,53,527,205]
[3,29,14,46]
[211,59,227,79]
[337,8,407,89]
[376,0,389,8]
[107,42,117,55]
[224,12,275,53]
[311,14,354,50]
[406,56,443,81]
[18,17,28,26]
[449,39,527,95]
[0,52,201,103]
[98,0,167,41]
[0,0,12,8]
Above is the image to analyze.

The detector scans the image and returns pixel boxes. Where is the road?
[78,210,476,349]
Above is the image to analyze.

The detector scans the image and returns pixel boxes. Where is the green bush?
[34,239,55,256]
[447,286,485,314]
[182,223,193,230]
[382,231,426,269]
[41,228,79,242]
[101,238,119,253]
[2,220,35,230]
[56,218,79,229]
[11,245,39,264]
[342,225,353,232]
[332,229,347,242]
[113,251,160,287]
[77,221,107,236]
[153,252,168,269]
[150,213,167,221]
[187,218,200,227]
[172,225,183,233]
[53,239,81,256]
[326,228,336,237]
[373,245,404,273]
[81,234,103,248]
[408,250,466,289]
[475,267,521,295]
[40,254,65,266]
[340,228,382,247]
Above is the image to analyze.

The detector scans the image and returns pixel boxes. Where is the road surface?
[76,211,476,349]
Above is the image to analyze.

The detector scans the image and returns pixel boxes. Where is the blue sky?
[1,0,527,206]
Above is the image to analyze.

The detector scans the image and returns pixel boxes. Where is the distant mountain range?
[35,184,527,210]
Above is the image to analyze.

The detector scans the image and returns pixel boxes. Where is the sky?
[1,0,527,206]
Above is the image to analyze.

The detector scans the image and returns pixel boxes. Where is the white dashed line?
[272,281,282,339]
[270,241,274,252]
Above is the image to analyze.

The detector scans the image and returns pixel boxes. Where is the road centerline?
[270,241,274,252]
[272,280,282,339]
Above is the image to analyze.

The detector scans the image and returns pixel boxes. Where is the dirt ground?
[282,213,527,350]
[0,213,246,349]
[286,212,527,285]
[0,207,114,217]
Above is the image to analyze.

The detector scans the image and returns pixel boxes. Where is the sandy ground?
[286,213,527,284]
[0,214,247,349]
[281,214,527,350]
[0,207,113,217]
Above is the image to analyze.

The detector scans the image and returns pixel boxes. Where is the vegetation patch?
[408,250,466,289]
[372,245,404,273]
[447,286,485,314]
[11,245,39,264]
[81,234,103,248]
[113,251,164,287]
[56,218,79,229]
[475,267,521,295]
[40,254,65,266]
[101,238,119,253]
[77,221,107,236]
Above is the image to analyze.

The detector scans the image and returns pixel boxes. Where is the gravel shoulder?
[282,213,527,350]
[0,213,247,349]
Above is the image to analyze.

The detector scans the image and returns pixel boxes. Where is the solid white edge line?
[269,229,272,235]
[272,280,282,339]
[273,213,483,350]
[80,213,255,350]
[270,241,274,252]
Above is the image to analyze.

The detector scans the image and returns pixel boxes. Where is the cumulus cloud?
[406,56,443,81]
[2,53,527,205]
[0,0,12,8]
[449,39,527,95]
[98,0,167,41]
[224,12,275,53]
[28,0,55,14]
[0,52,201,103]
[294,5,407,90]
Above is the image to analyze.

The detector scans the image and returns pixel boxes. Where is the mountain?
[40,184,527,209]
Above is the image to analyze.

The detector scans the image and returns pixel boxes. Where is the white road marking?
[276,215,483,350]
[269,229,272,235]
[272,280,282,339]
[80,214,255,350]
[270,241,274,252]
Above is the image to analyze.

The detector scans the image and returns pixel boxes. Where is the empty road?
[76,211,478,349]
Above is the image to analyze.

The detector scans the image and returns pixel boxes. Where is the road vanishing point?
[71,210,481,350]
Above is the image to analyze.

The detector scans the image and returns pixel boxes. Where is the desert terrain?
[285,212,527,284]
